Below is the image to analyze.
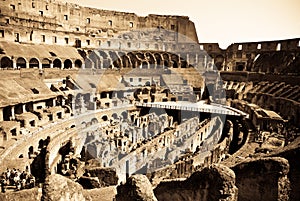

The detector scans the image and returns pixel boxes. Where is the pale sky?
[64,0,300,49]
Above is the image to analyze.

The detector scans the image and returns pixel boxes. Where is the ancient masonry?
[0,0,299,201]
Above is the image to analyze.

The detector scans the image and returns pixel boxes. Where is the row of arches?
[0,56,83,69]
[85,50,194,69]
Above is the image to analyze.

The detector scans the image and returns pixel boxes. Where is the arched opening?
[38,139,44,149]
[162,89,171,96]
[142,88,149,94]
[164,60,169,68]
[0,57,13,68]
[142,61,148,69]
[172,60,178,68]
[215,55,224,71]
[121,111,128,120]
[81,122,87,128]
[154,53,162,67]
[102,115,108,121]
[91,118,98,124]
[181,60,187,68]
[28,146,34,158]
[29,58,39,68]
[53,58,62,68]
[16,57,26,68]
[236,64,245,71]
[112,113,118,120]
[145,81,151,86]
[84,58,93,69]
[64,59,72,69]
[42,58,51,68]
[75,59,82,68]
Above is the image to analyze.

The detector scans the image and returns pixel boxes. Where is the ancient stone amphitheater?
[0,0,299,201]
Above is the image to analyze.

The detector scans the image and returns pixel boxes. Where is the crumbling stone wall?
[154,164,238,201]
[85,167,118,187]
[270,137,300,201]
[232,157,290,201]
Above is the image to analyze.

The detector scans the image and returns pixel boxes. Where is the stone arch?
[99,50,108,59]
[134,88,143,98]
[29,58,40,68]
[121,111,128,120]
[38,139,44,149]
[154,53,163,67]
[142,87,150,94]
[146,52,156,66]
[84,58,93,69]
[142,61,148,69]
[89,51,102,69]
[182,60,190,68]
[215,55,224,70]
[75,59,82,68]
[122,54,131,68]
[16,57,27,68]
[91,117,98,124]
[162,88,171,96]
[42,58,51,68]
[127,52,138,68]
[136,52,145,60]
[162,53,169,60]
[62,105,71,114]
[0,56,13,68]
[28,146,34,158]
[112,113,118,120]
[53,58,62,68]
[101,115,109,121]
[64,59,73,69]
[163,60,169,68]
[236,63,245,71]
[81,122,87,128]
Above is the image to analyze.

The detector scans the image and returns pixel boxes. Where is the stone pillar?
[61,99,65,106]
[53,98,56,107]
[0,108,3,122]
[22,104,26,113]
[100,59,103,69]
[13,61,17,69]
[186,54,190,64]
[50,63,54,68]
[204,55,207,68]
[11,106,15,120]
[39,62,42,69]
[26,62,30,69]
[71,100,76,114]
[211,58,215,70]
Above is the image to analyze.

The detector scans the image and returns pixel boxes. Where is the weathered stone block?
[154,164,238,201]
[270,137,300,201]
[232,157,290,201]
[42,174,89,201]
[85,167,118,187]
[116,174,158,201]
[78,176,101,189]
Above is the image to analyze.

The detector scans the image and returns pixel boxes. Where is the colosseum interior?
[0,0,299,201]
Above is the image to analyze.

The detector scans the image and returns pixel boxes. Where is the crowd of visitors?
[0,168,35,192]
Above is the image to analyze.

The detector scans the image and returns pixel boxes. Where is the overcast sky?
[64,0,300,49]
